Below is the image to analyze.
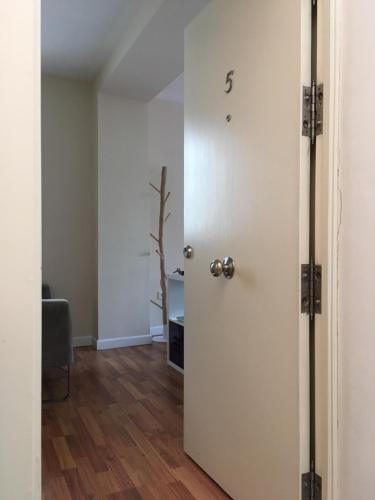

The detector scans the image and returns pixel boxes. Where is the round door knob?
[210,259,223,277]
[183,245,193,259]
[222,256,235,279]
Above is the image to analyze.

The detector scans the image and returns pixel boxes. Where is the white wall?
[98,93,151,347]
[148,97,184,328]
[0,1,41,498]
[338,1,375,498]
[42,82,184,346]
[42,75,97,344]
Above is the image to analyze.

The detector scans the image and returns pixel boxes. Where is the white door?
[184,1,311,499]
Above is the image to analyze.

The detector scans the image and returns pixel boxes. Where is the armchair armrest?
[42,299,72,369]
[42,284,52,299]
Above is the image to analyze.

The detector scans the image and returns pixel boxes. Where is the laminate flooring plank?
[42,344,230,500]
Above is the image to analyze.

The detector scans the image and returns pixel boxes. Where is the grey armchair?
[42,285,72,402]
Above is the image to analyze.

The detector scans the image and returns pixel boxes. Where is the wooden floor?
[42,343,230,499]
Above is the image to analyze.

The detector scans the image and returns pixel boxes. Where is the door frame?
[0,0,341,498]
[0,0,41,498]
[316,0,341,498]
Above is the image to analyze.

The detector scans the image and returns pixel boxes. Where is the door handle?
[183,245,193,259]
[210,257,235,279]
[222,257,235,279]
[210,259,223,277]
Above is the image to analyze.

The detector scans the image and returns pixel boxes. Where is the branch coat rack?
[149,166,171,333]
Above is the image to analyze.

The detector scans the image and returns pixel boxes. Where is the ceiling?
[42,0,209,100]
[98,0,207,101]
[42,0,154,81]
[156,73,184,103]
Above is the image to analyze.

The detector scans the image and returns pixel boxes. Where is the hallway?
[42,343,229,499]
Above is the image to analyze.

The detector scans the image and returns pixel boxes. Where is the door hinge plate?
[302,83,324,143]
[302,472,322,500]
[301,263,322,317]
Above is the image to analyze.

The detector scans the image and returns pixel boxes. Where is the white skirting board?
[72,336,94,347]
[96,335,152,351]
[150,325,165,337]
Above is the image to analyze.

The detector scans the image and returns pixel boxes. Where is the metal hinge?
[302,82,324,144]
[302,472,322,500]
[301,262,322,318]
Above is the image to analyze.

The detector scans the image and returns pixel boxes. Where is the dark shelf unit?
[168,320,184,371]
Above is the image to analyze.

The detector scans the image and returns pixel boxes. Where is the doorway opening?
[40,1,227,498]
[41,0,326,499]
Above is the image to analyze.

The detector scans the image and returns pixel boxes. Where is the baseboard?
[73,336,94,347]
[96,335,152,351]
[150,325,165,337]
